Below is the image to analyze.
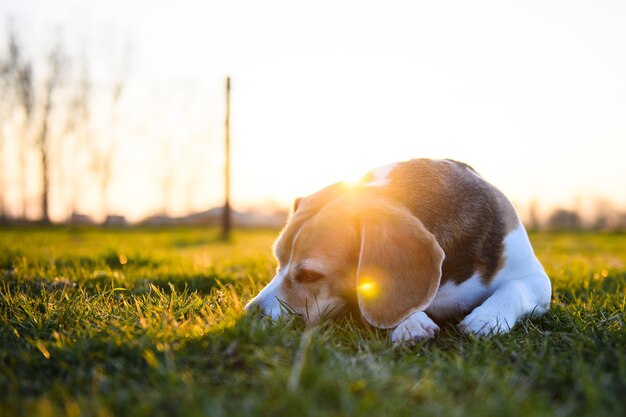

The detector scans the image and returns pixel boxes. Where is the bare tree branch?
[3,30,35,219]
[94,44,130,222]
[64,54,91,218]
[36,41,65,223]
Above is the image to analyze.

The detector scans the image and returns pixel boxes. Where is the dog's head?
[245,184,445,329]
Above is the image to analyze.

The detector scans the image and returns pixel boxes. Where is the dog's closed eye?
[295,269,324,283]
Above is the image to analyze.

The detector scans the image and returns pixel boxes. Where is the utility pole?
[222,77,232,240]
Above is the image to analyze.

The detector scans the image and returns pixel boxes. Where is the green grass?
[0,227,624,417]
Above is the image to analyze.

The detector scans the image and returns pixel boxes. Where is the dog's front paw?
[391,311,439,344]
[459,307,511,337]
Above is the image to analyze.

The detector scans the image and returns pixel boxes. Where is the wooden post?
[222,77,232,240]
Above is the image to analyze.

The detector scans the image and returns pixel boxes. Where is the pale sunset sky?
[1,0,625,222]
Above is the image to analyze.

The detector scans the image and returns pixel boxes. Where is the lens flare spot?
[358,280,378,298]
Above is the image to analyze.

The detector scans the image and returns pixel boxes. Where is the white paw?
[391,311,440,344]
[459,307,512,337]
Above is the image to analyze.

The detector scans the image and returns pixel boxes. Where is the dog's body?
[245,159,551,342]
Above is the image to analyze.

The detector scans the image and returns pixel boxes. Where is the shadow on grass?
[49,251,162,270]
[0,272,225,296]
[0,249,23,270]
[0,314,306,400]
[1,260,240,296]
[134,273,232,295]
[171,236,224,248]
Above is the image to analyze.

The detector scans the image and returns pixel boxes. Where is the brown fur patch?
[377,159,518,284]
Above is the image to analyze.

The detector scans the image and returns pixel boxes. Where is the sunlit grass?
[0,227,624,416]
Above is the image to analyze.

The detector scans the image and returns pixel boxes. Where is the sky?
[1,0,626,222]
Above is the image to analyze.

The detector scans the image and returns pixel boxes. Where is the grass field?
[0,227,624,417]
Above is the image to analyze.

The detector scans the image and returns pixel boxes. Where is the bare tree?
[96,83,119,220]
[93,50,128,222]
[15,58,34,219]
[64,56,91,219]
[35,42,65,223]
[2,31,35,220]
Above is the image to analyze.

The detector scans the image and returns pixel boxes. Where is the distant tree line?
[0,27,126,224]
[526,200,626,232]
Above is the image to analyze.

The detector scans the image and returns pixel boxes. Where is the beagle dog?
[245,159,551,343]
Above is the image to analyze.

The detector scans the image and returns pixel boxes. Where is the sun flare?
[358,280,378,298]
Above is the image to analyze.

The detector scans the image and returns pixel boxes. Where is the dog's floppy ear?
[356,201,444,329]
